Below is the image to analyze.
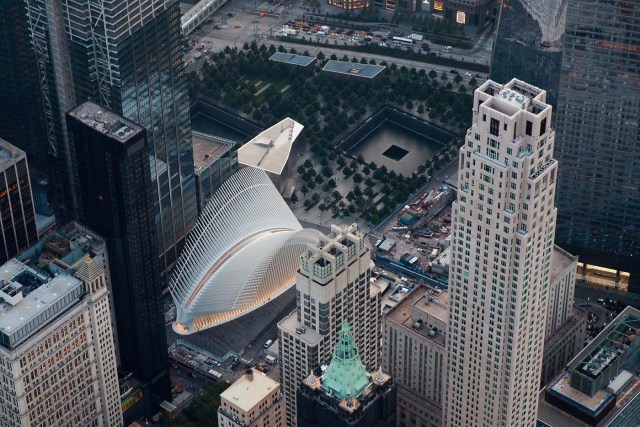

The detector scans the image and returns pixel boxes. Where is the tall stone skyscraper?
[554,0,640,292]
[16,0,197,278]
[444,79,558,426]
[278,224,381,427]
[0,223,121,426]
[490,0,568,106]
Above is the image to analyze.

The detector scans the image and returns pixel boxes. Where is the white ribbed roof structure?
[169,167,321,334]
[237,117,303,175]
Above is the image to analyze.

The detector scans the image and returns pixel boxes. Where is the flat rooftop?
[0,139,25,169]
[385,285,447,347]
[192,131,235,172]
[237,118,303,175]
[479,79,549,117]
[68,101,143,143]
[322,60,386,79]
[538,306,640,426]
[0,259,84,349]
[550,245,577,282]
[269,52,316,67]
[278,310,323,347]
[221,370,280,413]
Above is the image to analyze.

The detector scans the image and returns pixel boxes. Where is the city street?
[182,0,493,76]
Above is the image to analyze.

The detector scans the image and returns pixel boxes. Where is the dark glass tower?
[490,0,568,106]
[0,139,38,265]
[20,0,197,279]
[0,1,48,173]
[554,0,640,290]
[66,102,170,402]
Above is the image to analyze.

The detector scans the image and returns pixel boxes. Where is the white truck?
[282,28,298,36]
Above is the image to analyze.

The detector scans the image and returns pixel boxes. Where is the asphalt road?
[183,0,493,75]
[575,283,640,309]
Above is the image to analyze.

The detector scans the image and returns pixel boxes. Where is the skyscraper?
[278,224,381,427]
[444,79,558,426]
[0,139,38,265]
[554,0,640,292]
[297,323,396,427]
[0,223,121,426]
[0,1,47,173]
[20,0,197,277]
[490,0,568,106]
[66,102,170,402]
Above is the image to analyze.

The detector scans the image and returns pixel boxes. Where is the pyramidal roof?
[322,322,371,399]
[73,255,103,283]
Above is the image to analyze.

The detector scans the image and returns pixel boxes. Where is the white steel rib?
[169,167,321,334]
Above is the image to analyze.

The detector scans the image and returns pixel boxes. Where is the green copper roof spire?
[322,322,371,399]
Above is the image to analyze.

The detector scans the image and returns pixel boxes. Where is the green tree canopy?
[160,382,229,427]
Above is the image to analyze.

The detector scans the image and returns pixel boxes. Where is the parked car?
[449,69,459,74]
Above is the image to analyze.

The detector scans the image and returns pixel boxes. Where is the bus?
[392,36,413,46]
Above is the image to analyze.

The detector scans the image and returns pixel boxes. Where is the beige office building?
[540,246,586,386]
[546,246,579,336]
[0,222,121,426]
[383,285,447,427]
[218,369,283,427]
[445,79,559,426]
[278,224,381,426]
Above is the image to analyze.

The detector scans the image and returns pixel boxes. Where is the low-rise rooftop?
[322,60,386,79]
[385,285,447,347]
[538,306,640,426]
[221,370,280,413]
[192,131,235,173]
[269,52,316,67]
[550,245,578,283]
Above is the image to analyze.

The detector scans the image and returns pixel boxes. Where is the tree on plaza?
[160,382,229,427]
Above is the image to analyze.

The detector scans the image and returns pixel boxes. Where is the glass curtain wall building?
[554,0,640,291]
[490,0,568,107]
[0,1,48,174]
[20,0,197,278]
[66,102,171,402]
